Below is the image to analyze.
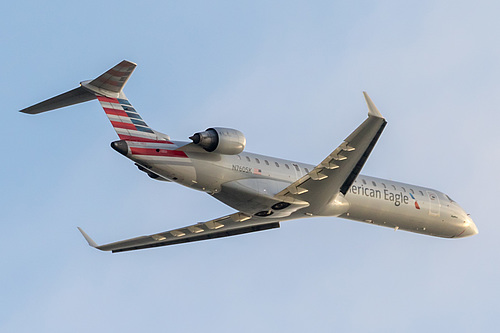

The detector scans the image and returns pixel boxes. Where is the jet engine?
[190,127,246,155]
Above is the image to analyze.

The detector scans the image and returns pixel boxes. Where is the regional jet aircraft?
[20,60,478,253]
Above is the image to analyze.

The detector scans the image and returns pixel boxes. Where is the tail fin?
[20,60,170,142]
[94,94,162,142]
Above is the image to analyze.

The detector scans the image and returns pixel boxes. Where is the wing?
[78,212,280,253]
[275,92,387,213]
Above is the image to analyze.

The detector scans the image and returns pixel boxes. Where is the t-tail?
[20,60,170,143]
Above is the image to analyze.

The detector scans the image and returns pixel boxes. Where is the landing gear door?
[427,191,440,216]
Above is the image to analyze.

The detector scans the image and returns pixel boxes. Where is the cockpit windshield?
[445,195,456,203]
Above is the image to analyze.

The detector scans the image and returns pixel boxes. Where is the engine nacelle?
[190,127,246,155]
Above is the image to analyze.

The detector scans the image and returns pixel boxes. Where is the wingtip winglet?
[363,92,384,119]
[77,227,99,248]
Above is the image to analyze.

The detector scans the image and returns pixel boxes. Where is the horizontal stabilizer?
[83,60,136,96]
[20,60,137,115]
[20,87,95,114]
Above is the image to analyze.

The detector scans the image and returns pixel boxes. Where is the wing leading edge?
[78,212,280,253]
[275,92,387,214]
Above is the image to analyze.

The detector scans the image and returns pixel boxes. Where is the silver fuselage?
[21,60,478,253]
[126,140,477,239]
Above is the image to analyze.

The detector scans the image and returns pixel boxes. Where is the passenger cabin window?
[275,162,280,167]
[372,181,377,187]
[265,160,269,165]
[410,189,415,194]
[362,179,367,185]
[246,156,251,162]
[294,164,300,172]
[255,158,260,164]
[304,168,309,173]
[381,183,387,188]
[401,187,406,192]
[392,185,397,190]
[285,164,290,169]
[419,190,424,196]
[237,155,241,160]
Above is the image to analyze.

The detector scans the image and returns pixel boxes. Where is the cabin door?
[427,191,440,216]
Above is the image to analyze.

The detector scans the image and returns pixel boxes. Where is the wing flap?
[79,212,280,253]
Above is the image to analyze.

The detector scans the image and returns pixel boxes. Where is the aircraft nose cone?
[457,217,478,238]
[111,140,129,156]
[467,221,479,236]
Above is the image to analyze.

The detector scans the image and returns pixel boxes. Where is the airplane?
[20,60,478,253]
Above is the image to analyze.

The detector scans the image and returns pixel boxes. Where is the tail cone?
[111,140,128,156]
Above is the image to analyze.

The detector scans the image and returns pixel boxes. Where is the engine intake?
[190,127,246,155]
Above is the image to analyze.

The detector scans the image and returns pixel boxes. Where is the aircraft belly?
[213,187,271,213]
[155,163,196,187]
[213,178,294,215]
[132,155,196,187]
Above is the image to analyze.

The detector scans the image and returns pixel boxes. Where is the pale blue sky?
[2,1,499,332]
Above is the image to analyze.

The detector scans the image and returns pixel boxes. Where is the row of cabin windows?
[238,155,309,174]
[236,157,432,198]
[357,178,425,196]
[237,156,440,200]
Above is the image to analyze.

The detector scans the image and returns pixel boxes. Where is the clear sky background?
[1,1,499,332]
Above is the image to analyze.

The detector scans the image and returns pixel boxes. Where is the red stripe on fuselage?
[117,134,174,144]
[130,147,188,158]
[111,121,136,130]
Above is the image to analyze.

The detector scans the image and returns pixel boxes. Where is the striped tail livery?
[20,60,170,143]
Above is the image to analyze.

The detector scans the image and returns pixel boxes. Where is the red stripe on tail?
[104,108,128,117]
[97,96,120,103]
[111,121,136,130]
